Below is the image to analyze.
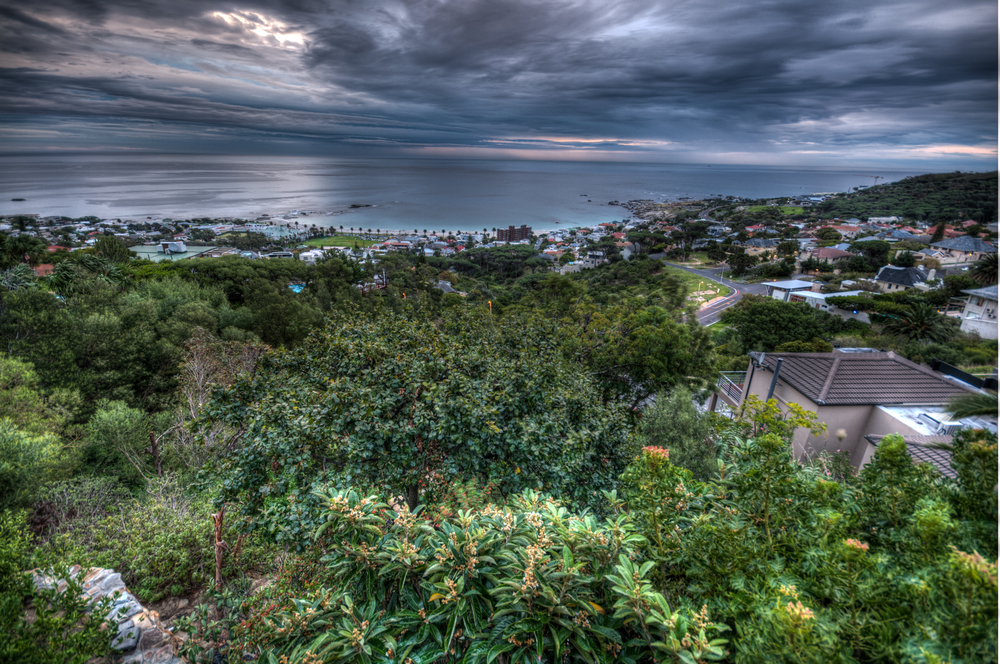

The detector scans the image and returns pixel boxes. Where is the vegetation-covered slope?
[817,171,997,222]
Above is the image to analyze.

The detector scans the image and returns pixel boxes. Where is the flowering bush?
[250,489,728,664]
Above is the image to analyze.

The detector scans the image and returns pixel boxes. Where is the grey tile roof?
[754,352,974,405]
[961,284,998,300]
[931,236,997,253]
[865,434,957,478]
[875,265,927,287]
[878,229,921,240]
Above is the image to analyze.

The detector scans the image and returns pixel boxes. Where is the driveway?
[664,262,769,325]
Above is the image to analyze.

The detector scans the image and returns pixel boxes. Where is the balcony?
[716,371,746,407]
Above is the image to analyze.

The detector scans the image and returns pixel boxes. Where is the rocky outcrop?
[31,565,185,664]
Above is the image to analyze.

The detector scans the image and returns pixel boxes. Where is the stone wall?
[31,565,185,664]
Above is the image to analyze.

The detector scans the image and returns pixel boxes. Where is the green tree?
[727,252,756,276]
[853,240,891,269]
[946,391,998,419]
[720,296,826,353]
[84,400,151,486]
[891,251,916,267]
[0,234,46,269]
[0,355,76,436]
[207,306,636,544]
[93,235,132,263]
[882,303,955,343]
[931,221,947,242]
[0,419,61,509]
[968,253,998,286]
[638,386,717,480]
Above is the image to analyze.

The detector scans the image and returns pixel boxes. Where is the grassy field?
[662,265,731,302]
[304,235,380,248]
[746,205,804,215]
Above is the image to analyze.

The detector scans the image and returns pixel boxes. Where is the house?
[873,265,930,292]
[740,238,778,256]
[158,241,187,253]
[787,290,871,322]
[875,229,921,243]
[862,434,958,478]
[298,248,329,265]
[809,247,853,263]
[958,285,998,339]
[930,236,996,264]
[764,279,817,302]
[710,351,994,468]
[822,225,861,239]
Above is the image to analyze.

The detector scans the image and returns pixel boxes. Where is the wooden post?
[212,505,227,591]
[147,431,163,477]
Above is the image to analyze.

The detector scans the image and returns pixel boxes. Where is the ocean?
[0,154,926,233]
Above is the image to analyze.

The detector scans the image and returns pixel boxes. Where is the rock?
[112,619,139,650]
[96,572,126,595]
[106,597,142,622]
[31,567,180,663]
[138,627,165,650]
[149,645,176,662]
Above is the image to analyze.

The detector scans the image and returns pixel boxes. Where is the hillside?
[817,171,997,222]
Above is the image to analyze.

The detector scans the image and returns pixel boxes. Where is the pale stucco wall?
[739,363,930,468]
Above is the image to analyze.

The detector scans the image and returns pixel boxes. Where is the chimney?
[927,269,936,280]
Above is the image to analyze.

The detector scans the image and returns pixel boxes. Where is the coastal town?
[3,174,998,664]
[4,183,998,338]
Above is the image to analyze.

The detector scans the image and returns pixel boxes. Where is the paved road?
[664,262,769,325]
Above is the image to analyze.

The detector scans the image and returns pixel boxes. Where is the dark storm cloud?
[0,0,995,165]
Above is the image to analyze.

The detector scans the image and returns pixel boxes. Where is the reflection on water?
[0,154,923,233]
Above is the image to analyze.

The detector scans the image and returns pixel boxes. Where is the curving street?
[663,262,770,325]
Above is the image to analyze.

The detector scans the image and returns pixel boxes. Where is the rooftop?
[875,265,927,287]
[765,279,815,289]
[961,284,998,301]
[864,433,957,478]
[750,351,975,406]
[931,236,996,253]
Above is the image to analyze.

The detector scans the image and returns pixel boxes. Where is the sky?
[0,0,996,168]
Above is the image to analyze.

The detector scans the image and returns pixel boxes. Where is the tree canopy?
[207,306,637,544]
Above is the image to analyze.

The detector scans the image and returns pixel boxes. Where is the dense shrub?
[619,431,998,663]
[31,475,277,603]
[0,511,115,664]
[236,488,728,664]
[635,387,717,480]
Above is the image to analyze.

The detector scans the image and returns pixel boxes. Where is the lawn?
[746,205,804,215]
[662,265,731,303]
[304,235,380,248]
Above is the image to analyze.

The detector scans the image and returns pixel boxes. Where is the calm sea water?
[0,154,925,233]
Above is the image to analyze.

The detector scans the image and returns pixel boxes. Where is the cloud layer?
[0,0,996,166]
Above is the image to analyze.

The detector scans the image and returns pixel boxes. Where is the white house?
[959,285,998,339]
[764,279,817,302]
[787,290,871,323]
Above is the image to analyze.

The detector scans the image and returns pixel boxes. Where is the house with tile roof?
[710,351,995,469]
[809,247,853,263]
[863,434,958,478]
[958,284,998,339]
[930,236,996,264]
[739,237,778,256]
[873,265,931,293]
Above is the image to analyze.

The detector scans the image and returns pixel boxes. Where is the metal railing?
[717,371,747,402]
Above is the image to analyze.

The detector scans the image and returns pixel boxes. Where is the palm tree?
[946,391,998,419]
[882,303,954,343]
[968,253,998,286]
